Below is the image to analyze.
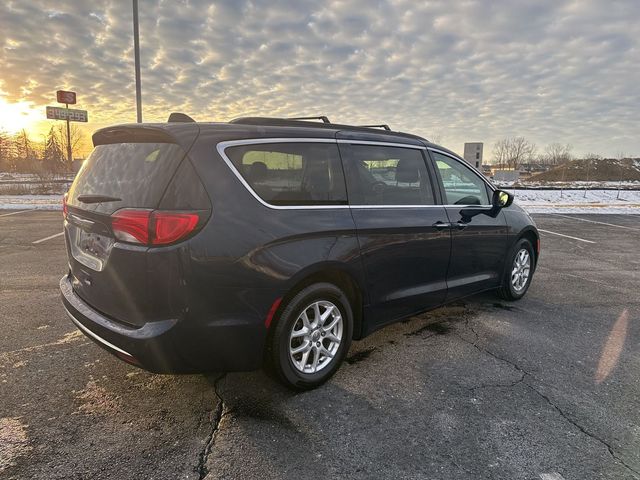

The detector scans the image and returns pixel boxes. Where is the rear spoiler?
[92,126,178,146]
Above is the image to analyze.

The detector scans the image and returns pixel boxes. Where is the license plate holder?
[68,223,114,271]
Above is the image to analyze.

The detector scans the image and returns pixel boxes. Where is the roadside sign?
[47,90,86,165]
[56,90,76,104]
[46,106,88,122]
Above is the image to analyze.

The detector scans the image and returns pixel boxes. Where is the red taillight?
[152,212,200,245]
[111,209,200,246]
[62,192,68,219]
[112,209,151,244]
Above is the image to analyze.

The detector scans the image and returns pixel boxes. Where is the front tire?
[498,238,535,301]
[267,283,353,390]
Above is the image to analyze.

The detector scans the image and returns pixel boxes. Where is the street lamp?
[133,0,142,123]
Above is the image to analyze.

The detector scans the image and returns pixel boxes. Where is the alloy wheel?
[289,300,343,374]
[511,248,531,292]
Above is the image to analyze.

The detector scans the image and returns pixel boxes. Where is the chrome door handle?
[432,221,451,230]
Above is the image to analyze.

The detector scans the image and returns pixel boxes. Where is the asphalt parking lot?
[1,210,639,480]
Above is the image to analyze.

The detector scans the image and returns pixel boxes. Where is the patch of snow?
[512,180,640,189]
[0,172,74,181]
[511,189,640,214]
[0,195,62,210]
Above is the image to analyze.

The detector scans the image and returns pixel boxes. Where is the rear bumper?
[60,275,266,373]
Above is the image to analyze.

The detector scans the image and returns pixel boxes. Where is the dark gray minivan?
[60,115,539,389]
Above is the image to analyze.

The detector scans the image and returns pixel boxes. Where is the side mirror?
[492,190,514,209]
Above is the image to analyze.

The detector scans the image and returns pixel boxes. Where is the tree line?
[492,137,580,170]
[0,125,84,174]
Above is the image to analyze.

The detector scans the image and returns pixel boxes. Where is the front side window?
[432,151,490,205]
[339,144,435,206]
[225,142,347,206]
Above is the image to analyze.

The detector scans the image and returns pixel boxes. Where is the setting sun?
[0,98,41,134]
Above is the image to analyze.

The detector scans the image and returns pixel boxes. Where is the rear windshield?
[67,143,186,214]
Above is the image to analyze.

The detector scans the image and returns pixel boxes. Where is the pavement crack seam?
[457,319,640,479]
[197,374,226,480]
[526,384,640,479]
[468,372,526,393]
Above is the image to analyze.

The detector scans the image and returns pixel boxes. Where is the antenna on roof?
[168,112,195,123]
[359,124,391,131]
[289,116,331,124]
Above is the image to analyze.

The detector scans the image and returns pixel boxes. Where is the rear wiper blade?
[76,194,122,204]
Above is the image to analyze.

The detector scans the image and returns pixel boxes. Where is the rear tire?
[498,238,535,301]
[267,283,353,390]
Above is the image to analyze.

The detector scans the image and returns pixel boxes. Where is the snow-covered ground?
[0,195,63,210]
[0,189,639,214]
[498,180,640,188]
[511,188,640,214]
[0,173,74,181]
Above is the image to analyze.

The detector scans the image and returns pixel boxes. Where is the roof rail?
[288,116,331,123]
[168,112,195,123]
[227,117,427,143]
[359,124,391,131]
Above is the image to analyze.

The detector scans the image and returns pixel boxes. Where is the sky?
[0,0,638,160]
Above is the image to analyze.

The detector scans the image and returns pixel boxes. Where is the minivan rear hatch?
[64,125,210,327]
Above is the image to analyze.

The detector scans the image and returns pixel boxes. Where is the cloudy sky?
[1,0,638,159]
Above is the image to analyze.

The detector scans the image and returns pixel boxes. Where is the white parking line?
[550,213,640,231]
[0,209,32,218]
[32,231,64,244]
[538,229,596,244]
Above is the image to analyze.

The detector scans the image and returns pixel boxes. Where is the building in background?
[463,142,483,169]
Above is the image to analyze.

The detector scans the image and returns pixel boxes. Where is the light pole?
[133,0,142,123]
[65,102,72,164]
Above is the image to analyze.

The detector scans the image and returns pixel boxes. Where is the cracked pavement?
[1,211,639,479]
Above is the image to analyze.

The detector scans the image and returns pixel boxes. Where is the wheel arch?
[279,262,366,340]
[517,227,540,267]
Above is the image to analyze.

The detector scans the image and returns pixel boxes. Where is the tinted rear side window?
[225,142,347,206]
[339,144,435,206]
[68,143,187,214]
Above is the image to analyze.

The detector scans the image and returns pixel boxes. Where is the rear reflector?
[111,209,200,246]
[264,297,283,329]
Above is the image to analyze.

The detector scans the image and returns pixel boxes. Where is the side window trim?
[427,148,495,207]
[338,143,437,207]
[217,138,350,210]
[217,138,449,210]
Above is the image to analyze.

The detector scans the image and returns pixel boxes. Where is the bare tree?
[0,128,13,171]
[55,124,85,169]
[543,143,572,165]
[582,152,602,162]
[492,137,537,170]
[493,139,510,170]
[428,131,444,146]
[13,129,38,172]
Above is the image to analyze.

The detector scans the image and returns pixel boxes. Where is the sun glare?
[0,98,41,134]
